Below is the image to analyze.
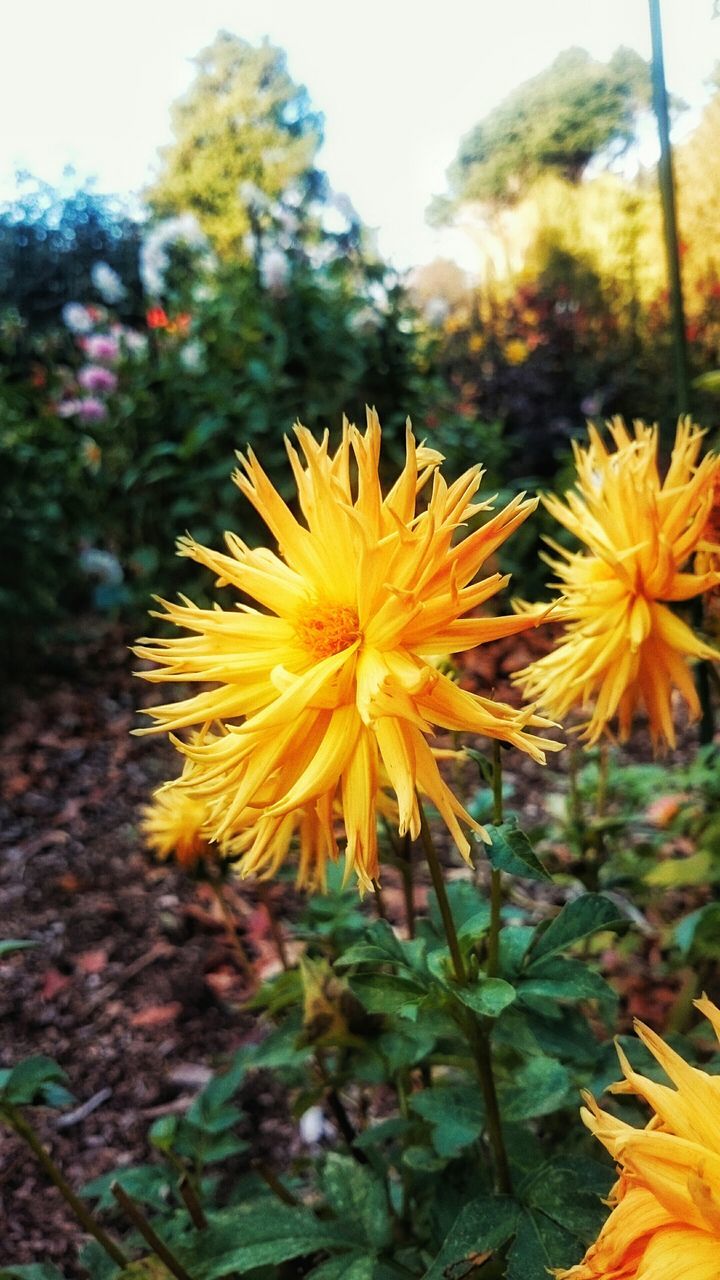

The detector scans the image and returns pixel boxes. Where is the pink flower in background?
[76,397,108,424]
[57,398,82,418]
[78,365,118,394]
[83,333,120,364]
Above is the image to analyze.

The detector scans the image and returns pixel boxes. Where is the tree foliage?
[0,180,142,327]
[146,32,325,255]
[433,46,652,215]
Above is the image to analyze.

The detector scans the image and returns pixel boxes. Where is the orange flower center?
[295,602,360,660]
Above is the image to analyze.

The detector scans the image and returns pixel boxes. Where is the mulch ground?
[0,619,694,1273]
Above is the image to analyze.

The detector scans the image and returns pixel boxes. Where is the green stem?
[111,1181,196,1280]
[178,1174,208,1230]
[487,743,504,979]
[399,831,416,939]
[417,795,466,983]
[416,793,512,1195]
[255,1161,300,1207]
[208,876,255,982]
[3,1106,129,1269]
[372,879,388,920]
[595,742,609,820]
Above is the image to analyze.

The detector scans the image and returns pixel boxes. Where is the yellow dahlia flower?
[135,410,558,890]
[515,417,720,747]
[142,781,211,870]
[555,997,720,1280]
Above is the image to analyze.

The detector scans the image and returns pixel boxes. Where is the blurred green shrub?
[0,211,490,669]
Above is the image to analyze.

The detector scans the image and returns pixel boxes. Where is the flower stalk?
[3,1105,129,1269]
[417,793,512,1195]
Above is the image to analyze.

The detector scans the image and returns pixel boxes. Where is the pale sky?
[2,0,719,268]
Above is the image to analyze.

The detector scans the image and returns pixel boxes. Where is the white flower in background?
[78,546,124,585]
[424,297,450,327]
[192,282,214,304]
[140,214,208,298]
[91,261,126,305]
[298,1106,334,1146]
[179,339,205,373]
[259,246,290,295]
[348,305,382,334]
[57,398,82,418]
[62,302,94,334]
[121,329,148,357]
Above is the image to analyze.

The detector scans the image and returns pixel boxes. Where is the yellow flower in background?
[515,417,720,748]
[504,338,529,366]
[135,409,559,890]
[142,778,211,870]
[554,997,720,1280]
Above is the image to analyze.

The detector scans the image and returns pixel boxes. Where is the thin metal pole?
[648,0,690,418]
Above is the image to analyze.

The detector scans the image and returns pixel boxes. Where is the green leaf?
[519,957,617,1011]
[675,903,720,959]
[498,926,536,979]
[500,1056,572,1121]
[118,1262,173,1279]
[308,1256,376,1280]
[455,977,517,1018]
[322,1153,393,1249]
[646,849,718,888]
[376,1024,437,1071]
[421,1194,519,1280]
[350,973,425,1016]
[465,748,494,784]
[337,920,427,977]
[693,369,720,393]
[0,1268,68,1280]
[430,881,490,932]
[483,823,551,881]
[529,894,624,962]
[507,1209,581,1279]
[1,1056,72,1108]
[0,940,38,958]
[182,1202,353,1278]
[409,1085,485,1157]
[402,1144,447,1172]
[353,1116,411,1151]
[81,1166,172,1213]
[526,1157,612,1241]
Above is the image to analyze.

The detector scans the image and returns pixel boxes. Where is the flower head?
[91,261,126,305]
[135,410,558,890]
[515,418,720,748]
[62,302,94,334]
[82,334,120,364]
[76,397,108,424]
[554,997,720,1279]
[142,780,211,870]
[78,364,118,395]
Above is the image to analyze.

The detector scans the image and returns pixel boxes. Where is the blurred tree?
[146,32,325,255]
[0,178,142,328]
[431,46,653,216]
[677,68,720,301]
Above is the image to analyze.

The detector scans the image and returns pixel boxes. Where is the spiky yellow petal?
[554,999,720,1278]
[136,409,559,889]
[515,417,720,748]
